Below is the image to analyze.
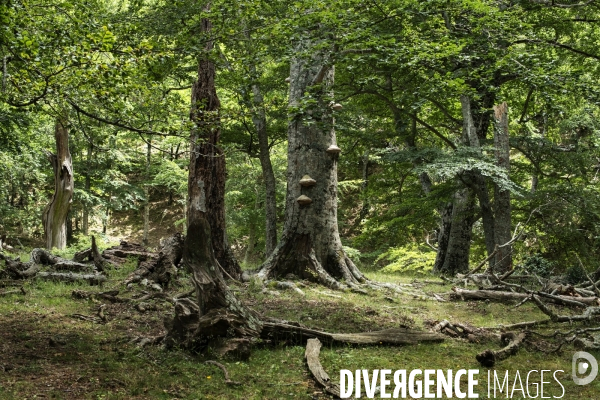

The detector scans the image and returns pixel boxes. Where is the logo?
[572,351,598,385]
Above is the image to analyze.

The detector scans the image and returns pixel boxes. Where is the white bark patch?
[191,180,207,213]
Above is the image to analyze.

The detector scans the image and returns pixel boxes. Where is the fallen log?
[261,321,444,346]
[452,287,598,307]
[123,233,184,288]
[305,338,347,399]
[476,332,527,367]
[37,272,107,285]
[531,295,600,323]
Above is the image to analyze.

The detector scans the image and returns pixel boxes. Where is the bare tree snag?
[186,15,241,281]
[493,102,512,272]
[163,12,261,357]
[42,117,74,250]
[256,32,364,289]
[476,332,527,367]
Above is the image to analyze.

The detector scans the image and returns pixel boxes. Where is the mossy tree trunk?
[42,117,73,250]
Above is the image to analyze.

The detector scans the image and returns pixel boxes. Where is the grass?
[1,256,600,399]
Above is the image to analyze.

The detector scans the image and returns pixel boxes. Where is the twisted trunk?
[43,117,73,250]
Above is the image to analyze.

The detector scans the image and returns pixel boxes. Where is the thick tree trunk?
[251,82,278,257]
[185,20,241,280]
[493,102,512,272]
[437,188,475,274]
[42,118,74,250]
[257,36,364,289]
[164,13,260,356]
[461,96,496,260]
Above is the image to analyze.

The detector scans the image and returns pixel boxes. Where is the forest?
[1,0,600,398]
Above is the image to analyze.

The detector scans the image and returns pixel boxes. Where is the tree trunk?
[359,149,369,222]
[243,188,260,265]
[433,202,453,272]
[82,141,92,235]
[257,36,364,289]
[165,15,261,353]
[460,96,496,260]
[143,140,151,246]
[437,188,475,274]
[493,102,512,272]
[251,82,278,258]
[42,117,74,250]
[186,23,241,280]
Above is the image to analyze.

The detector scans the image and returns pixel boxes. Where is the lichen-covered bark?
[257,35,364,288]
[42,118,73,250]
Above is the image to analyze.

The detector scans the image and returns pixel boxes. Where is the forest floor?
[0,248,599,399]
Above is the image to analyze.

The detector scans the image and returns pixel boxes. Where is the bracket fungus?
[331,103,343,111]
[296,195,313,205]
[299,175,316,187]
[326,145,341,155]
[285,77,291,83]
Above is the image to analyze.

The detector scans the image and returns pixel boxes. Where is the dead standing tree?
[256,33,365,290]
[42,117,74,250]
[163,13,261,357]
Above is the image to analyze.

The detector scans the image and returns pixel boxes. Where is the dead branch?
[305,338,347,399]
[205,360,241,386]
[532,295,600,323]
[476,332,527,367]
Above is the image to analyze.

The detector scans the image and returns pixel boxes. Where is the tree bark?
[186,19,241,280]
[436,188,475,274]
[257,35,364,288]
[251,82,278,257]
[164,13,261,355]
[42,117,74,250]
[493,102,512,272]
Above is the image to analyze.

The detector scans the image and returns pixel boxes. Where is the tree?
[257,29,365,289]
[42,117,73,250]
[164,11,260,356]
